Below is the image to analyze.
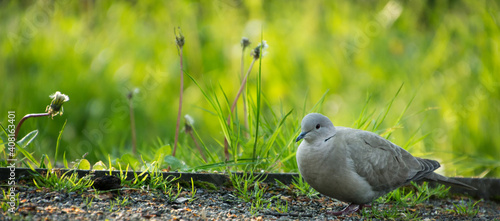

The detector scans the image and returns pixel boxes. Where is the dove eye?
[315,124,320,129]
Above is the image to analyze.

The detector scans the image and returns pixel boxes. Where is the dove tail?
[423,172,477,190]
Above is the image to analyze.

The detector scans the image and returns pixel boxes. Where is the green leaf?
[39,154,52,169]
[55,120,67,165]
[63,152,69,169]
[107,155,113,175]
[15,144,39,167]
[117,153,140,170]
[0,123,7,154]
[164,155,187,171]
[17,130,38,148]
[92,160,107,170]
[78,159,91,170]
[155,145,172,159]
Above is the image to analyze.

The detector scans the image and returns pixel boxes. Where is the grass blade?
[55,119,67,166]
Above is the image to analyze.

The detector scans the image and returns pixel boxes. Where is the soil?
[2,179,500,221]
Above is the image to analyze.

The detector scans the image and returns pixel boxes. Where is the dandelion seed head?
[241,37,251,49]
[184,114,195,126]
[251,40,269,59]
[46,91,70,118]
[175,27,185,47]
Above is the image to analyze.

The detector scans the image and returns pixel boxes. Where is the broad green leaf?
[117,153,140,170]
[164,155,188,171]
[17,130,38,148]
[77,159,91,170]
[156,145,171,158]
[92,160,107,170]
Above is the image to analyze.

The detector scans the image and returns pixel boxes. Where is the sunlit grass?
[0,1,498,177]
[364,182,451,219]
[32,170,94,193]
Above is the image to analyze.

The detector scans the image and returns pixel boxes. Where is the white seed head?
[184,114,195,126]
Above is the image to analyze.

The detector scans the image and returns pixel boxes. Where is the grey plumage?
[296,113,475,210]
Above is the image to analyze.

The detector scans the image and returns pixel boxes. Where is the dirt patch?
[3,179,500,220]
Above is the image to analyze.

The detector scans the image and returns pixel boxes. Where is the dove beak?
[296,131,308,142]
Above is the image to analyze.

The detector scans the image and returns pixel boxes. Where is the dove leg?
[329,204,370,216]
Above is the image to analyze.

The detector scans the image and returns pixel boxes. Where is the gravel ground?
[2,179,500,221]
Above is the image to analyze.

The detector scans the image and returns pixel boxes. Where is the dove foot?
[329,204,370,216]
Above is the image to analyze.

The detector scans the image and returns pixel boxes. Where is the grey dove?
[295,113,476,215]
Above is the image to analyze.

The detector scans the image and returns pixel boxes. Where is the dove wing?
[340,129,438,193]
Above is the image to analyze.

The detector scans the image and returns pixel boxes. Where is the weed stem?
[186,123,207,162]
[241,47,249,137]
[231,58,257,116]
[128,91,137,155]
[15,113,50,140]
[173,28,185,157]
[223,57,258,161]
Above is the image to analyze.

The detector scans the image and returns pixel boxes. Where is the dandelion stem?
[15,113,50,140]
[223,57,258,161]
[173,46,184,157]
[241,47,249,137]
[128,92,137,155]
[187,127,207,162]
[173,27,185,158]
[231,58,257,115]
[252,39,264,162]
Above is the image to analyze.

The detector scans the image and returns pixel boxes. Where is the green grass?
[188,177,197,202]
[363,182,451,219]
[32,170,94,193]
[362,205,420,220]
[1,1,499,178]
[376,182,450,207]
[1,188,19,213]
[226,170,275,216]
[290,174,319,198]
[228,170,267,203]
[82,195,94,209]
[227,171,296,216]
[448,199,482,217]
[108,196,131,212]
[267,196,289,214]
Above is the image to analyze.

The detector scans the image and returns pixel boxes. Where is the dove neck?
[319,126,336,143]
[324,134,335,142]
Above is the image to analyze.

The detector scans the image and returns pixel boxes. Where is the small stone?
[174,197,190,204]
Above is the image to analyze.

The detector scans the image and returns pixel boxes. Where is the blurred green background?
[1,0,499,176]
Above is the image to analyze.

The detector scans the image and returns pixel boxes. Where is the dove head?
[296,113,336,143]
